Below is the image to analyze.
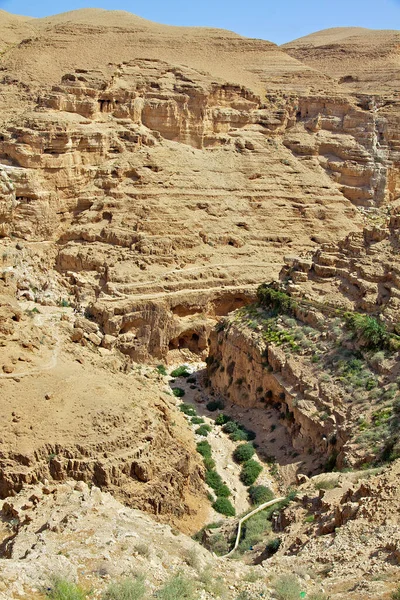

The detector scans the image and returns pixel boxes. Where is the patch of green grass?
[198,568,227,597]
[46,576,87,600]
[191,416,205,425]
[157,574,196,600]
[391,585,400,600]
[304,514,315,523]
[213,497,235,517]
[170,366,191,378]
[240,460,262,486]
[102,576,146,600]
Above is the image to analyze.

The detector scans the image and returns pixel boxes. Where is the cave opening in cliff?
[168,330,204,354]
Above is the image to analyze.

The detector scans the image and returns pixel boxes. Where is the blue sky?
[2,0,400,44]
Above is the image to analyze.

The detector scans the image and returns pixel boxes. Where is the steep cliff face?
[207,318,342,468]
[207,295,400,470]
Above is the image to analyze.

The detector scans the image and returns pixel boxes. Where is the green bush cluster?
[206,399,224,412]
[257,284,298,315]
[205,470,231,497]
[170,365,191,378]
[215,413,232,425]
[222,420,256,442]
[196,440,212,458]
[156,364,168,376]
[212,497,235,517]
[248,485,274,505]
[191,416,204,425]
[240,460,262,486]
[233,443,255,463]
[196,438,234,516]
[179,403,196,416]
[196,424,212,437]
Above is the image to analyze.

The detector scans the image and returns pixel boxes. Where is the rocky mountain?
[0,9,400,599]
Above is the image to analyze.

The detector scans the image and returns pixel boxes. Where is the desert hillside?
[0,9,400,600]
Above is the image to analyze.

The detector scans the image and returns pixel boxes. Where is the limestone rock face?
[2,11,400,363]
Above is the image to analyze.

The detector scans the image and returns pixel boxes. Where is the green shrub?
[179,403,196,416]
[205,470,231,497]
[248,485,274,505]
[206,399,224,412]
[191,416,204,425]
[240,460,262,486]
[157,574,196,600]
[173,388,185,398]
[156,364,168,376]
[230,429,248,442]
[233,443,255,463]
[102,576,146,600]
[213,497,235,517]
[196,425,212,437]
[196,440,212,458]
[215,414,232,425]
[46,577,87,600]
[203,457,216,471]
[273,574,301,600]
[222,421,239,434]
[170,366,191,378]
[257,284,298,315]
[344,312,388,350]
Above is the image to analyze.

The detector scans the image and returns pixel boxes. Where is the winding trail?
[220,496,285,558]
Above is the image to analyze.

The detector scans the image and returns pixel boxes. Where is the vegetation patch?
[248,485,274,505]
[233,443,255,463]
[46,577,87,600]
[195,424,212,437]
[172,387,185,398]
[170,365,191,378]
[240,460,263,486]
[205,470,231,497]
[212,497,235,517]
[102,576,146,600]
[206,399,224,412]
